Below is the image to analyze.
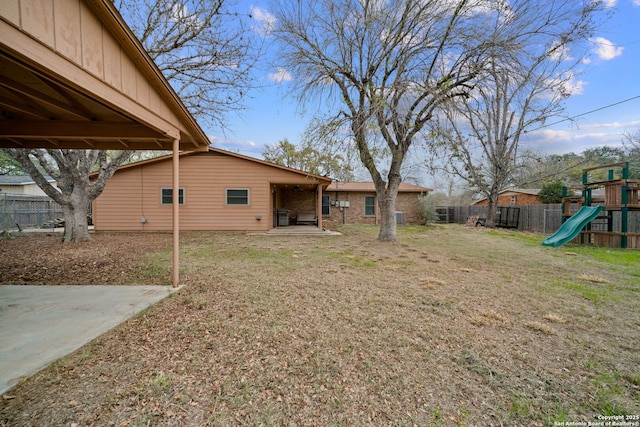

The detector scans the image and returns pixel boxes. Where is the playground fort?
[542,162,640,249]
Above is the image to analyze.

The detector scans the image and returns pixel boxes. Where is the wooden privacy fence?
[436,204,640,234]
[436,204,565,234]
[1,193,63,233]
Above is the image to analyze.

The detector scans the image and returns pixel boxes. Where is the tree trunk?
[2,148,133,243]
[375,173,401,241]
[377,189,397,241]
[62,191,92,243]
[486,193,498,228]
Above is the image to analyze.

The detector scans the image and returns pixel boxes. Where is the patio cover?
[0,0,211,286]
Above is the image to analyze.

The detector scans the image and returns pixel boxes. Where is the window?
[510,195,517,205]
[364,195,375,216]
[161,188,184,205]
[322,195,330,216]
[226,188,249,205]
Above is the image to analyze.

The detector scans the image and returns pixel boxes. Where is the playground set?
[542,162,640,249]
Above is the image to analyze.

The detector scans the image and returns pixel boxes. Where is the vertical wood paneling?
[53,0,81,64]
[135,69,149,108]
[79,1,103,79]
[20,0,54,44]
[102,30,121,89]
[0,1,21,27]
[148,85,162,118]
[120,53,136,99]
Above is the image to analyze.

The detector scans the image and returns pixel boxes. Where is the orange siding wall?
[94,153,325,231]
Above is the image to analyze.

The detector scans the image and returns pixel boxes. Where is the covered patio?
[271,182,328,229]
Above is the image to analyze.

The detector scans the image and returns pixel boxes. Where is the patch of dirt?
[1,226,638,426]
[0,232,172,285]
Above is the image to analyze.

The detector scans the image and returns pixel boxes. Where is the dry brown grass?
[525,321,557,335]
[543,313,566,324]
[1,224,639,426]
[577,274,611,284]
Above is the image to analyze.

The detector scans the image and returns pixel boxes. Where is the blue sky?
[210,0,640,171]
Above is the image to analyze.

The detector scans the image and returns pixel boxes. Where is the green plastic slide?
[542,206,603,247]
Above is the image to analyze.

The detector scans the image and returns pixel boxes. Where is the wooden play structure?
[562,162,640,249]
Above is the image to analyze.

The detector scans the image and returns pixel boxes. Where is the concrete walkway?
[0,285,177,395]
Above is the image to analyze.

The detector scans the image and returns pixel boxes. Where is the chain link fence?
[1,193,64,234]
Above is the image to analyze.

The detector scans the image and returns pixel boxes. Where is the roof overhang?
[0,0,210,151]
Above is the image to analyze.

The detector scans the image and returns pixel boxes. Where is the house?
[92,147,332,232]
[0,176,57,196]
[473,188,541,206]
[323,182,432,225]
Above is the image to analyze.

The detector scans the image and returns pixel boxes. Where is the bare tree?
[428,0,605,227]
[623,131,640,178]
[116,0,260,128]
[2,0,259,242]
[3,149,132,242]
[263,137,356,181]
[269,0,604,241]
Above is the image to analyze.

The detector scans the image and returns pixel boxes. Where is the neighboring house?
[473,188,541,206]
[323,182,432,225]
[0,176,57,196]
[92,147,332,232]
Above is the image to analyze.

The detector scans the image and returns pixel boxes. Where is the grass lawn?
[1,224,639,426]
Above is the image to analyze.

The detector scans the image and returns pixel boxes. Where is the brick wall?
[324,191,423,225]
[281,189,316,217]
[475,193,539,206]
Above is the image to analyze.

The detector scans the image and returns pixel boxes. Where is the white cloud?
[170,4,203,29]
[602,0,616,7]
[566,77,586,96]
[634,0,640,6]
[590,37,623,60]
[522,119,640,154]
[268,67,292,83]
[578,120,640,131]
[549,40,573,62]
[251,6,276,36]
[546,72,586,98]
[209,135,264,156]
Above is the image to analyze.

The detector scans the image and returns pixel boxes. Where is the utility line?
[525,94,640,133]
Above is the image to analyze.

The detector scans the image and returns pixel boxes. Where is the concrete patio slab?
[265,226,342,236]
[0,285,176,395]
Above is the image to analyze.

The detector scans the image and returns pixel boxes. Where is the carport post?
[317,184,323,230]
[172,139,180,287]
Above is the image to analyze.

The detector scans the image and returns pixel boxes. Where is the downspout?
[172,139,180,288]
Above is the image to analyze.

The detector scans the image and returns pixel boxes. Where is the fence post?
[2,192,6,234]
